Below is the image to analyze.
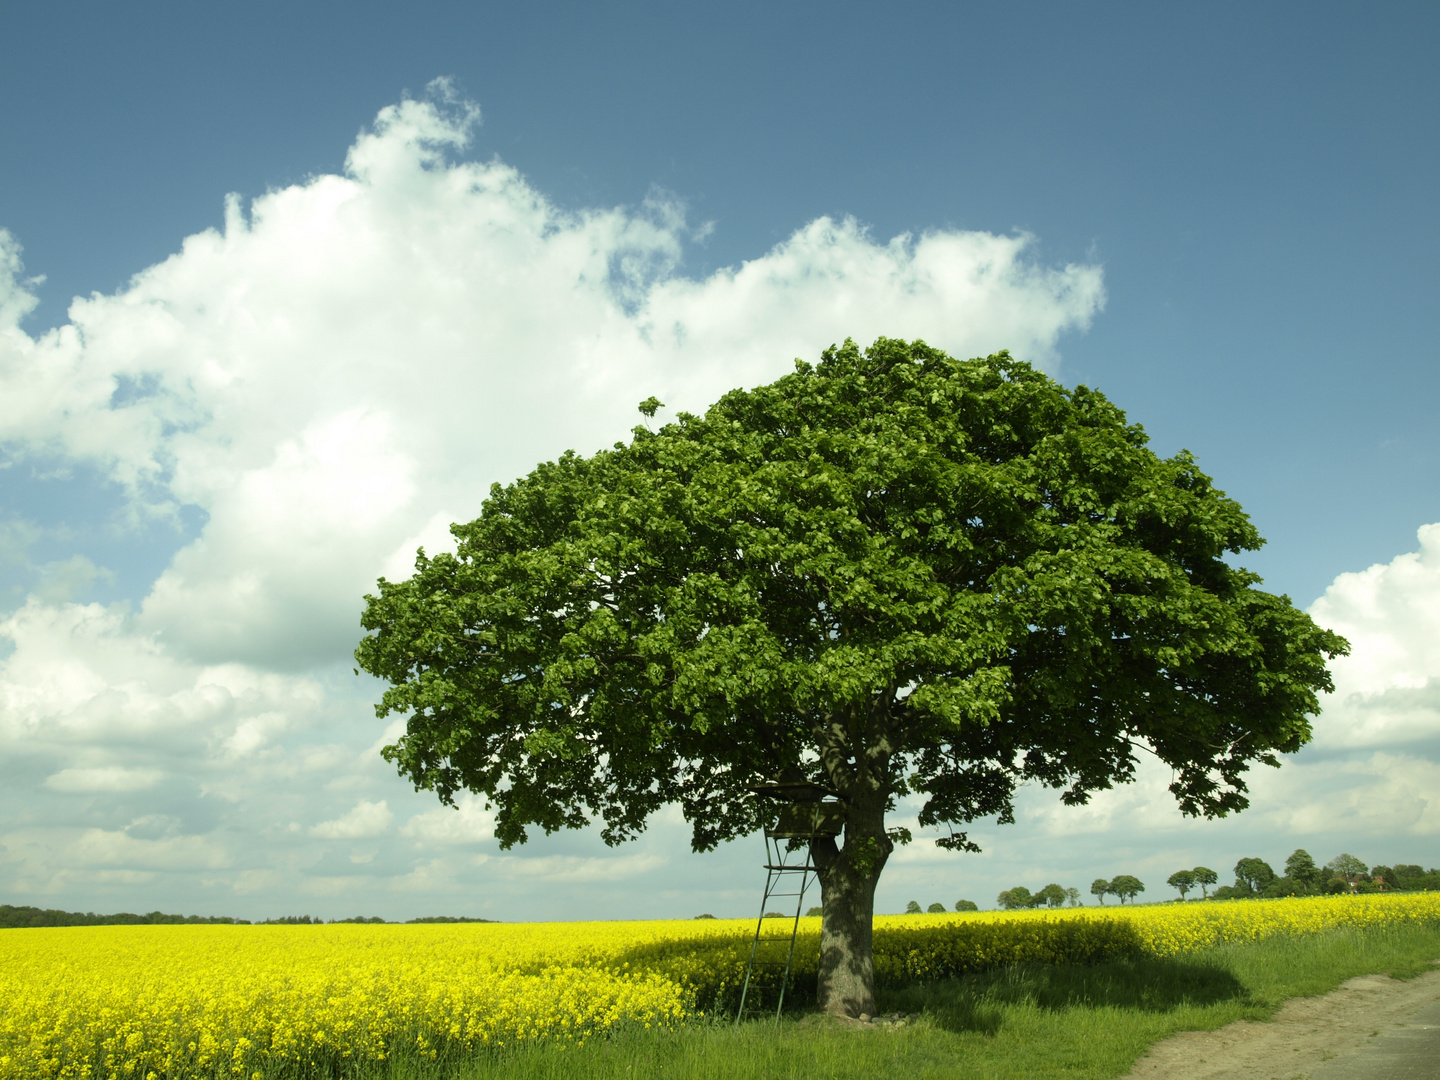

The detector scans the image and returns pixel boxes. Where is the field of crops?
[3,893,1437,1080]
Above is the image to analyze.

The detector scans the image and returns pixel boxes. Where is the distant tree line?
[904,850,1439,916]
[0,905,496,928]
[995,884,1084,910]
[900,898,982,914]
[1089,876,1148,904]
[406,915,497,923]
[1176,851,1440,901]
[0,906,251,928]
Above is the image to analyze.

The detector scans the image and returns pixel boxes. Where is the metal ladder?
[733,829,816,1026]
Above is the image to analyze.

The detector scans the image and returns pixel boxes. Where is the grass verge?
[370,924,1440,1080]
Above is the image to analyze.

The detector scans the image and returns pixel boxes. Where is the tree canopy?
[1234,857,1277,894]
[1284,849,1320,889]
[996,886,1035,911]
[1167,869,1196,899]
[1108,875,1145,903]
[1327,853,1368,883]
[1034,883,1067,909]
[356,338,1347,1015]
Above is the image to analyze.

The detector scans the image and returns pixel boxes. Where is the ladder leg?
[735,861,781,1025]
[738,833,826,1026]
[773,855,815,1025]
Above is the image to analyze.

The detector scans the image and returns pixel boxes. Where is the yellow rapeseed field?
[2,893,1436,1080]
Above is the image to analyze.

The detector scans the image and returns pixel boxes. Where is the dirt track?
[1125,964,1440,1079]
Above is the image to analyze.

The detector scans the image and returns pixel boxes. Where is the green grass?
[365,925,1440,1080]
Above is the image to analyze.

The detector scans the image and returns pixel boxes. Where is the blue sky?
[0,2,1437,920]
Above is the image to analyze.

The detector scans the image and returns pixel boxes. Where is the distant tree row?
[255,914,497,924]
[1175,851,1440,901]
[0,906,251,929]
[406,915,497,923]
[902,898,981,914]
[1089,876,1147,904]
[1163,867,1220,900]
[996,884,1083,910]
[0,906,497,928]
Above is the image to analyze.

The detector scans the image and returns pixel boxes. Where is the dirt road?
[1125,965,1440,1080]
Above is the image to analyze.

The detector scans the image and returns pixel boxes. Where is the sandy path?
[1124,964,1440,1080]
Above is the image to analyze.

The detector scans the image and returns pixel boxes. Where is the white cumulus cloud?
[311,799,394,840]
[400,794,494,846]
[44,767,164,793]
[0,88,1105,675]
[1308,523,1440,749]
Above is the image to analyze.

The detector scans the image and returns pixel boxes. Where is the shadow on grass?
[877,955,1248,1036]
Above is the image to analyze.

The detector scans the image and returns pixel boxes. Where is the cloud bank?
[0,90,1104,675]
[1308,523,1440,750]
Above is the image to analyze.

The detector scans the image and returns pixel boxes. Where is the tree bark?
[811,797,890,1017]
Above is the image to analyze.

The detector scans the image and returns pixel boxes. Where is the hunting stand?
[733,779,844,1026]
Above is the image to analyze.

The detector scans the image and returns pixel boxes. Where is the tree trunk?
[810,799,890,1017]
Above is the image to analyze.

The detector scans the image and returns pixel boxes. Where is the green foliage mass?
[1166,870,1196,899]
[1233,857,1277,894]
[356,338,1348,857]
[0,905,250,929]
[996,887,1034,911]
[1284,848,1320,887]
[1108,875,1145,904]
[1034,883,1068,909]
[1190,850,1440,900]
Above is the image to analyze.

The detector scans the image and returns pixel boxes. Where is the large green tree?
[1234,856,1277,894]
[1284,848,1321,890]
[1167,869,1197,900]
[356,338,1347,1017]
[1108,874,1146,904]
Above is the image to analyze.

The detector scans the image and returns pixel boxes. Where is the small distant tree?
[905,900,923,914]
[1065,887,1081,907]
[806,906,824,917]
[1109,875,1145,903]
[1167,869,1197,900]
[954,899,979,912]
[1233,857,1275,895]
[1091,878,1111,905]
[1192,867,1218,898]
[927,902,947,913]
[997,887,1034,911]
[1326,854,1367,886]
[1284,849,1320,891]
[1034,883,1067,909]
